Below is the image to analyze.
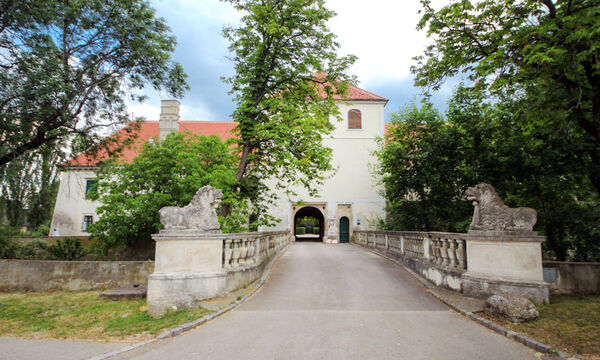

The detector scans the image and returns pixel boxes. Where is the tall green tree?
[376,86,600,261]
[412,0,600,193]
[221,0,356,221]
[0,0,188,167]
[0,145,59,230]
[88,133,243,257]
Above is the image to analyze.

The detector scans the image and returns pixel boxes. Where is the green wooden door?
[339,217,350,243]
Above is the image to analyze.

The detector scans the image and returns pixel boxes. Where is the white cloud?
[326,0,427,84]
[180,103,214,121]
[127,0,454,122]
[127,101,161,121]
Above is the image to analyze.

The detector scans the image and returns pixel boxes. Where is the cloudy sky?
[130,0,456,122]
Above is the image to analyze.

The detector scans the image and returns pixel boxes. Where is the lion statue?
[466,183,537,232]
[159,185,223,233]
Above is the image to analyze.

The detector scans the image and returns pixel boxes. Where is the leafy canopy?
[413,0,600,144]
[221,0,356,223]
[0,0,188,166]
[88,132,244,256]
[376,86,600,261]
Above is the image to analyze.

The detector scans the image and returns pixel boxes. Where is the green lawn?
[0,291,212,341]
[488,295,600,360]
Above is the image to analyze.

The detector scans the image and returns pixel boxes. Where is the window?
[82,215,93,232]
[348,109,362,129]
[85,179,98,198]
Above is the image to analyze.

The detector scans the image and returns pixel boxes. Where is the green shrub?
[0,225,20,259]
[295,227,305,235]
[313,226,320,234]
[47,238,87,260]
[17,240,50,260]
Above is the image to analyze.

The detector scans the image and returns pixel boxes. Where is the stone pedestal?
[461,231,549,302]
[147,230,226,317]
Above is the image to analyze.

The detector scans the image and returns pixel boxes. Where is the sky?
[128,0,457,123]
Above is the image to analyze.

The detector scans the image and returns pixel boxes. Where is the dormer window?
[348,109,362,129]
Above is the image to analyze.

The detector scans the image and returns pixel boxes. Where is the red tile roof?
[312,73,388,102]
[68,121,237,166]
[339,84,389,102]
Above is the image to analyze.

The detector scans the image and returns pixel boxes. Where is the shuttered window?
[348,109,362,129]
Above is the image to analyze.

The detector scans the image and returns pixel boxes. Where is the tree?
[375,103,473,232]
[412,0,600,193]
[88,132,242,257]
[376,86,600,261]
[221,0,356,222]
[0,0,188,167]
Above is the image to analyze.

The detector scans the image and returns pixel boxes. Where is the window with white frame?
[82,215,93,232]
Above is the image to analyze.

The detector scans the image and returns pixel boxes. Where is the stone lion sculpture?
[159,185,223,233]
[466,183,537,232]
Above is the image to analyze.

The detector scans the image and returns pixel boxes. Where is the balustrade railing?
[428,232,467,270]
[354,230,467,271]
[222,231,291,269]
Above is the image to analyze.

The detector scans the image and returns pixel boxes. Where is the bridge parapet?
[353,230,548,302]
[148,230,292,317]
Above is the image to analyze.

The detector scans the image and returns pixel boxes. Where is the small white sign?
[327,219,337,235]
[327,216,337,220]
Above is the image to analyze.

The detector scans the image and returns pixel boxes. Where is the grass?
[486,295,600,360]
[0,291,213,342]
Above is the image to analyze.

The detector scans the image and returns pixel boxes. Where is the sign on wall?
[327,217,337,236]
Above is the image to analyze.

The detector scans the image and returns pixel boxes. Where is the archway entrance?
[294,206,325,242]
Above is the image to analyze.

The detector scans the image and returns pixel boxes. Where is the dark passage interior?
[294,206,324,242]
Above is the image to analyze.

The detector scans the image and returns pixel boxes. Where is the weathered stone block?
[485,293,539,324]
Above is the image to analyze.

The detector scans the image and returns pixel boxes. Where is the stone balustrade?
[428,233,467,270]
[353,229,548,302]
[223,231,290,269]
[355,230,465,270]
[148,230,292,316]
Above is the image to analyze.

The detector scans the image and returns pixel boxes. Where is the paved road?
[0,338,125,360]
[112,243,537,360]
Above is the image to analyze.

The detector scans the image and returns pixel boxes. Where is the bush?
[0,225,19,259]
[295,227,305,235]
[47,238,87,260]
[313,226,320,234]
[17,240,50,260]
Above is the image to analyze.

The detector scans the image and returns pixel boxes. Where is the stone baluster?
[423,235,430,260]
[456,239,466,269]
[247,237,256,265]
[223,239,233,268]
[399,234,404,255]
[241,238,250,265]
[440,239,449,266]
[254,237,261,263]
[435,239,443,265]
[231,239,241,268]
[448,239,457,268]
[429,238,436,263]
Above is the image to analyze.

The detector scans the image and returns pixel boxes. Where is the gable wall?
[49,168,100,236]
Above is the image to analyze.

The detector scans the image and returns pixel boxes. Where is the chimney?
[159,99,180,140]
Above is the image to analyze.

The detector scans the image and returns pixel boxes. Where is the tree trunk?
[219,139,252,218]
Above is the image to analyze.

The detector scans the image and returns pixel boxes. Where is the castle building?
[49,84,388,242]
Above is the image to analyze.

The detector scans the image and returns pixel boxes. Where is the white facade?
[50,89,388,241]
[261,99,387,242]
[50,168,101,236]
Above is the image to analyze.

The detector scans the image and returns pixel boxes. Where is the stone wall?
[0,259,154,291]
[543,261,600,295]
[353,230,549,302]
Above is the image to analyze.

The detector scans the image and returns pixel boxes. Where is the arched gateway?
[293,206,325,241]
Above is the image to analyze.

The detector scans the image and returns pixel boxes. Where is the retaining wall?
[0,259,154,291]
[543,261,600,295]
